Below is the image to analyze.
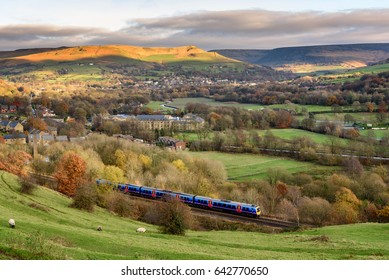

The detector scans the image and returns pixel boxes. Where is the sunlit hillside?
[0,45,239,65]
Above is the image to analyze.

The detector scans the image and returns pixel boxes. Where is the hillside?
[1,170,389,260]
[213,43,389,73]
[0,45,290,87]
[0,45,238,66]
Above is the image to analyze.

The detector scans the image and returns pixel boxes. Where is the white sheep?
[136,227,146,233]
[8,219,15,228]
[97,225,103,231]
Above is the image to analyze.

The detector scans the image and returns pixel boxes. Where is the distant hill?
[0,45,237,66]
[213,43,389,73]
[0,45,291,82]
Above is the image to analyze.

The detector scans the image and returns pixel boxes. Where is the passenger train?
[96,179,261,218]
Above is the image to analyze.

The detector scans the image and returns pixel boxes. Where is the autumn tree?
[332,187,361,224]
[377,205,389,223]
[275,110,292,128]
[54,151,87,196]
[365,102,375,112]
[276,199,298,222]
[298,197,332,226]
[102,165,125,183]
[27,117,47,131]
[343,157,364,177]
[139,154,152,171]
[378,101,388,113]
[172,159,188,172]
[74,108,87,124]
[0,150,32,177]
[115,149,127,170]
[53,100,69,116]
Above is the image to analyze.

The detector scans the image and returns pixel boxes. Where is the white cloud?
[1,9,389,50]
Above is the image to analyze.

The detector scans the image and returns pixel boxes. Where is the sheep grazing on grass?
[8,219,15,228]
[136,227,146,233]
[97,225,103,231]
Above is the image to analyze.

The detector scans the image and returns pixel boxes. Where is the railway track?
[131,195,300,229]
[26,172,301,229]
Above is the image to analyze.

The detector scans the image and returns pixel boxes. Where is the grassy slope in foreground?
[1,171,388,260]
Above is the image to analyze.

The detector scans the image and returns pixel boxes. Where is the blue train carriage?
[194,196,261,217]
[162,190,195,205]
[239,202,261,217]
[140,186,165,199]
[125,183,142,195]
[118,183,127,192]
[193,195,214,209]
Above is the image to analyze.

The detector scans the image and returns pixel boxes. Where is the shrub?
[108,192,132,217]
[71,184,97,211]
[377,205,389,223]
[298,197,332,226]
[158,198,193,235]
[19,178,37,195]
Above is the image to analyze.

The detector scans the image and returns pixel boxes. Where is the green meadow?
[188,152,338,181]
[320,63,389,83]
[1,171,388,260]
[175,128,350,146]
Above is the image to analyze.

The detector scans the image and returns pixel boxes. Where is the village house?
[3,134,27,145]
[0,120,24,133]
[158,136,186,150]
[27,131,69,146]
[0,105,18,114]
[28,129,49,144]
[9,105,17,113]
[1,105,8,113]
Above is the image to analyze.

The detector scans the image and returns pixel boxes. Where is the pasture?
[320,63,389,83]
[188,151,337,181]
[174,128,350,146]
[314,112,380,124]
[359,129,389,139]
[1,171,388,260]
[254,129,350,146]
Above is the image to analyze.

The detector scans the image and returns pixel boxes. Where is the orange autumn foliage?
[54,152,87,197]
[0,150,32,177]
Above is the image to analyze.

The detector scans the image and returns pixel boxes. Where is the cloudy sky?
[1,0,389,50]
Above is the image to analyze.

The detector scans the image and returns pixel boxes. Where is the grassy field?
[359,129,389,139]
[320,63,389,83]
[1,171,388,260]
[314,112,380,123]
[148,98,339,113]
[188,151,338,181]
[255,129,350,146]
[174,129,350,146]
